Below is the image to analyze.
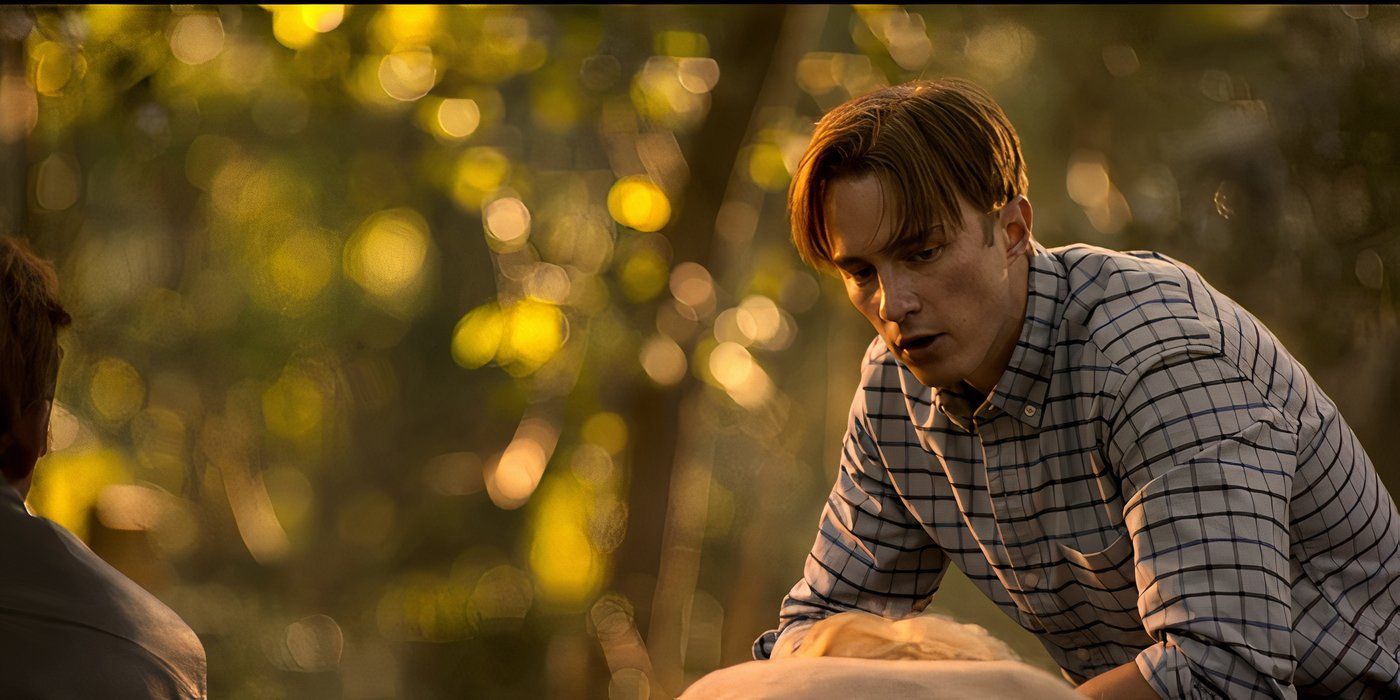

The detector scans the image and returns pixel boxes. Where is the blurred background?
[1,4,1397,698]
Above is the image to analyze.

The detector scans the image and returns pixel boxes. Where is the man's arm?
[756,358,947,659]
[1106,345,1298,698]
[1077,660,1161,699]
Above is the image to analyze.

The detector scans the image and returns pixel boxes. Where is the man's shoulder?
[1046,243,1225,372]
[0,497,207,697]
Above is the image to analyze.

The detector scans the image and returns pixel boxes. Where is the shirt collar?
[931,241,1066,430]
[989,241,1066,428]
[1,481,27,515]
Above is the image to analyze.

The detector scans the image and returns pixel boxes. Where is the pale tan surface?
[784,611,1019,662]
[680,657,1081,699]
[687,611,1077,698]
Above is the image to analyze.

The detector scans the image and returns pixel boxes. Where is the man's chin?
[904,363,958,389]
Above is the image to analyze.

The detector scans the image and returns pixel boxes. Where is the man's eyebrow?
[829,252,866,269]
[882,223,947,255]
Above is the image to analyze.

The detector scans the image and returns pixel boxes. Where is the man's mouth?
[897,334,942,352]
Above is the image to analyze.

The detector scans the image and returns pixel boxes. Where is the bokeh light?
[13,5,1400,697]
[607,176,671,232]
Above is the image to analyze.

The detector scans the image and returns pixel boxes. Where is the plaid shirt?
[757,243,1400,698]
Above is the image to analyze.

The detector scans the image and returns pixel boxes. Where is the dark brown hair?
[0,237,70,478]
[788,78,1029,269]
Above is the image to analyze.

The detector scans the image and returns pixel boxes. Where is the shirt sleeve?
[1107,345,1298,698]
[754,357,947,659]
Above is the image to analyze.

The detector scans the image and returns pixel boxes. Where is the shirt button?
[1075,649,1091,662]
[1023,406,1036,417]
[1023,572,1040,588]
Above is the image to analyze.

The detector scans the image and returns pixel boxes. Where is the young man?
[757,79,1400,698]
[0,238,207,698]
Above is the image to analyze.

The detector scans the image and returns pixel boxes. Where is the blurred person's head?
[0,237,70,498]
[789,79,1035,390]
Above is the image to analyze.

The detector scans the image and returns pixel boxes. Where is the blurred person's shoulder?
[0,485,207,699]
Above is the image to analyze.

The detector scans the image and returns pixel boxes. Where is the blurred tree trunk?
[613,1,788,647]
[0,8,30,236]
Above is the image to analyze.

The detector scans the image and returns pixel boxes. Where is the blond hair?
[788,79,1029,268]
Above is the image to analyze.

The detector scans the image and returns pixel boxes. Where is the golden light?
[27,448,131,541]
[262,367,324,442]
[499,300,568,375]
[489,454,536,507]
[473,564,533,620]
[269,229,337,308]
[708,342,755,388]
[607,175,671,232]
[747,142,790,191]
[619,249,669,303]
[300,5,346,33]
[708,342,773,410]
[531,79,582,134]
[270,7,318,50]
[569,444,617,486]
[1066,150,1132,235]
[378,48,437,102]
[89,357,146,423]
[631,57,708,128]
[451,303,505,369]
[529,477,604,607]
[582,412,628,454]
[1066,150,1111,207]
[343,208,431,303]
[735,295,781,345]
[451,147,511,211]
[1102,44,1140,78]
[436,98,481,139]
[285,615,344,672]
[483,196,531,246]
[93,483,169,532]
[0,75,38,143]
[484,418,558,509]
[669,262,715,314]
[677,57,720,94]
[30,41,81,97]
[796,52,838,95]
[966,23,1038,82]
[656,30,709,57]
[48,402,81,453]
[371,5,440,50]
[169,14,225,65]
[264,466,315,537]
[35,153,81,211]
[523,263,571,304]
[640,335,687,386]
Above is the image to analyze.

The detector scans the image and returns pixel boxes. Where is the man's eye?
[912,246,943,263]
[850,267,875,283]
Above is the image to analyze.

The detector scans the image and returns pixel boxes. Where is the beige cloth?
[777,611,1019,662]
[681,657,1081,699]
[683,612,1078,699]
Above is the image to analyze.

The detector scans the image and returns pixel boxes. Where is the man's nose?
[878,275,918,323]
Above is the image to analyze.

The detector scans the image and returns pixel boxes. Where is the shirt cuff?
[1136,641,1204,699]
[752,620,815,660]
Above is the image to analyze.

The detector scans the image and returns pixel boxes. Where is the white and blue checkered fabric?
[757,243,1400,699]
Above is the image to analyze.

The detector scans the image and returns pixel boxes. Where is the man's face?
[824,174,1031,390]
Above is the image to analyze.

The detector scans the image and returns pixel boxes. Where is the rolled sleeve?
[1110,347,1298,698]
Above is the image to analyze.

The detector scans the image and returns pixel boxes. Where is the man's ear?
[1002,195,1034,258]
